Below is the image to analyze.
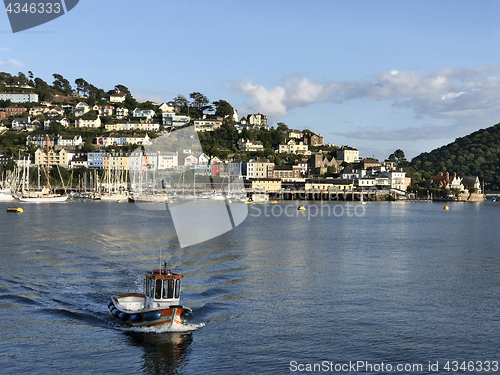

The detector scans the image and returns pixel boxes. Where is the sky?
[1,0,500,161]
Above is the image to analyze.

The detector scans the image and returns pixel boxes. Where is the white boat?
[108,261,193,328]
[100,193,129,202]
[19,188,68,203]
[0,188,15,201]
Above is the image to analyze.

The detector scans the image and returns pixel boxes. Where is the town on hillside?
[0,72,484,202]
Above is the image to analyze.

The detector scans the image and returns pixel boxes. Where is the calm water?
[1,200,500,374]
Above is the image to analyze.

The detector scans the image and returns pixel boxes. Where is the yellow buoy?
[228,200,232,204]
[169,200,173,204]
[7,206,23,213]
[444,206,449,210]
[117,200,122,203]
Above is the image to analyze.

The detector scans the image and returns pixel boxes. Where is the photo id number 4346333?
[444,360,498,372]
[5,2,61,14]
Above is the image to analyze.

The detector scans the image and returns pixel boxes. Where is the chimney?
[445,172,449,181]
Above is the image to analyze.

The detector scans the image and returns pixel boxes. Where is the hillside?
[411,122,500,185]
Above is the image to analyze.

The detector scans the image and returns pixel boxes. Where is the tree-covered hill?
[411,122,500,185]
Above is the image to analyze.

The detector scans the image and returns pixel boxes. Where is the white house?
[57,135,83,147]
[70,102,91,117]
[158,102,176,113]
[115,106,129,118]
[198,153,222,165]
[157,151,179,170]
[69,154,87,169]
[278,139,310,155]
[193,118,222,131]
[47,107,65,117]
[75,115,101,128]
[237,139,264,152]
[110,92,126,103]
[162,112,190,128]
[44,117,70,130]
[132,108,155,119]
[337,145,359,163]
[382,170,407,191]
[246,159,274,179]
[93,105,115,116]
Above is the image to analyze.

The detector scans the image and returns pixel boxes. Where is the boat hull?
[109,293,193,327]
[19,195,68,203]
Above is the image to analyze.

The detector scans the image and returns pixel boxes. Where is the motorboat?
[108,261,193,327]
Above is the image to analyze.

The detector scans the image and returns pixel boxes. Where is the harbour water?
[1,200,500,374]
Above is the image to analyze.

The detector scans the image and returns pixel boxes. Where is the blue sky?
[2,0,500,161]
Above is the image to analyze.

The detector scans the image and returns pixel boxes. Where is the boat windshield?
[163,279,174,299]
[147,277,181,300]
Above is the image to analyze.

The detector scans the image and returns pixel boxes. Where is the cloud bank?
[233,66,500,140]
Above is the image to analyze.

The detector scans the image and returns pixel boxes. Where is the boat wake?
[125,322,206,334]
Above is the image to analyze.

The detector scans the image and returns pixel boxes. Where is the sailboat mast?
[46,135,49,191]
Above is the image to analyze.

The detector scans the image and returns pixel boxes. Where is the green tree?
[52,73,73,95]
[213,100,234,118]
[388,149,408,168]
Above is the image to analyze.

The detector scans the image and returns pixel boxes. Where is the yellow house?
[251,178,282,192]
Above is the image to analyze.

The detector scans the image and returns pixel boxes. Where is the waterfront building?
[34,148,72,168]
[251,178,281,192]
[87,152,104,169]
[157,152,178,170]
[304,178,355,192]
[184,155,198,166]
[246,159,274,179]
[69,154,87,169]
[104,152,131,170]
[267,165,302,181]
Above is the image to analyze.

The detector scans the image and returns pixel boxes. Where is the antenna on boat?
[159,246,162,273]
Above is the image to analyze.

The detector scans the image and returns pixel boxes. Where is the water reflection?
[125,331,193,374]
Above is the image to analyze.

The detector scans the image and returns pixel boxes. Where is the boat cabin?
[144,265,183,309]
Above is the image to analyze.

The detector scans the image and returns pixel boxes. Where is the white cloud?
[8,59,23,67]
[234,66,500,140]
